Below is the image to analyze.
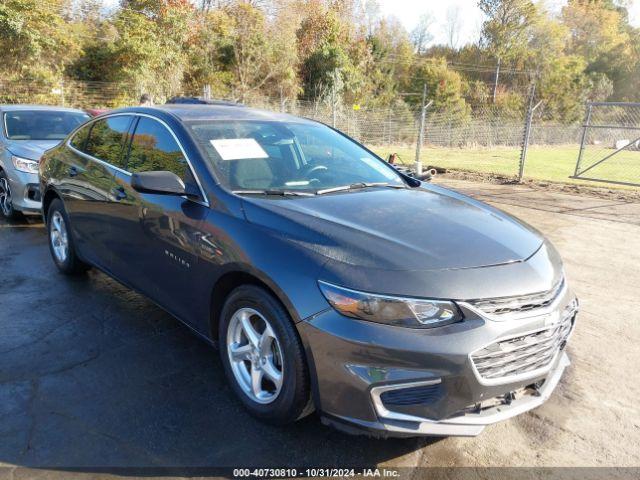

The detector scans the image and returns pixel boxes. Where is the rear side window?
[84,116,132,169]
[127,117,188,180]
[69,123,91,151]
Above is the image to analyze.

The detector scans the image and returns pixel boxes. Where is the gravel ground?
[0,178,638,477]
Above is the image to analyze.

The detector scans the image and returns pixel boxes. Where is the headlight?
[12,156,39,174]
[318,281,462,328]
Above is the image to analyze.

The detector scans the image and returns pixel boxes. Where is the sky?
[377,0,640,47]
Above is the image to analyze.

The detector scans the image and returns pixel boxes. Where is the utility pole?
[519,82,540,182]
[492,58,501,104]
[279,85,285,113]
[331,69,338,128]
[414,83,431,176]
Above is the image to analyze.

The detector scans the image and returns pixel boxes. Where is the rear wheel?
[47,198,90,275]
[219,285,312,424]
[0,170,21,220]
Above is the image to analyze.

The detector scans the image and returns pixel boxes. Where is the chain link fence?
[0,78,604,186]
[572,102,640,187]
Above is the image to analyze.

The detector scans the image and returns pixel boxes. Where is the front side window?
[84,116,132,169]
[187,120,404,192]
[127,117,189,179]
[4,110,89,141]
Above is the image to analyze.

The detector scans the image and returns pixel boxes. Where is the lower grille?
[471,308,575,381]
[380,384,442,406]
[26,184,41,202]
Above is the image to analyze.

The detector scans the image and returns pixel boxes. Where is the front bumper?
[298,284,577,437]
[6,168,41,214]
[323,351,569,437]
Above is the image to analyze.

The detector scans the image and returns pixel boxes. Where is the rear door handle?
[111,186,127,201]
[69,166,79,177]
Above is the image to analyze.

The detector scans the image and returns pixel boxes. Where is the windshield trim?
[2,110,90,141]
[185,118,411,198]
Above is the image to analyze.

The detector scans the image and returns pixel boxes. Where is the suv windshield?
[187,120,405,193]
[4,110,89,141]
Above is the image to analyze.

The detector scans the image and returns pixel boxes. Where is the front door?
[108,116,209,327]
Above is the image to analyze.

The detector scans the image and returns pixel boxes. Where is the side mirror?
[131,171,189,196]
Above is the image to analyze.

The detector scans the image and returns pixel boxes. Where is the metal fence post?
[202,84,211,101]
[574,104,593,176]
[414,83,428,175]
[518,82,537,182]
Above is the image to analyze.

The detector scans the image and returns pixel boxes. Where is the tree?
[226,2,276,102]
[478,0,537,102]
[406,58,469,117]
[0,0,81,83]
[362,0,381,37]
[444,5,463,49]
[182,8,235,97]
[410,13,434,55]
[297,4,351,101]
[561,0,630,64]
[561,0,634,101]
[71,0,196,104]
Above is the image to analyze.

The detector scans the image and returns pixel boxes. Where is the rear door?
[62,115,133,269]
[108,115,209,325]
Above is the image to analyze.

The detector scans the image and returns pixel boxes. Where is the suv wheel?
[219,285,312,424]
[47,198,90,275]
[0,170,20,220]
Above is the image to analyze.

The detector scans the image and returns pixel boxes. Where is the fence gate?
[572,102,640,187]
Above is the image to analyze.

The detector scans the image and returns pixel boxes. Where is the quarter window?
[127,117,189,180]
[69,124,91,151]
[84,116,132,169]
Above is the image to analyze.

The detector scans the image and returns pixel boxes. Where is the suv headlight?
[318,281,462,328]
[12,156,39,174]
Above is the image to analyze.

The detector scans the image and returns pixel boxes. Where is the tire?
[0,170,22,220]
[219,285,312,424]
[46,198,90,275]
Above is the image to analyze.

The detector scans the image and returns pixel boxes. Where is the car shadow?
[0,220,440,472]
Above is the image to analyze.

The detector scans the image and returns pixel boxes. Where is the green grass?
[370,145,640,189]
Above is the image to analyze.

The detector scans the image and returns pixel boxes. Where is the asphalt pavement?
[1,178,639,475]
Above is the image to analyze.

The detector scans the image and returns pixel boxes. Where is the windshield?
[4,110,90,141]
[187,120,405,193]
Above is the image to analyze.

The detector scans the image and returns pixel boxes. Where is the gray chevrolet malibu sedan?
[39,105,578,437]
[0,105,89,218]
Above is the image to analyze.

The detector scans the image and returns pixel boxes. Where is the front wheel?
[0,170,21,220]
[47,198,90,275]
[219,285,312,424]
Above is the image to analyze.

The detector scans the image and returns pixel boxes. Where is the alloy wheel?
[226,307,284,404]
[0,177,12,216]
[50,211,69,263]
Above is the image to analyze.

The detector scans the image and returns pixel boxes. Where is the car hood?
[6,140,61,161]
[241,184,544,272]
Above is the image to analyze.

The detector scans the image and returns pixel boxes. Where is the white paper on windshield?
[210,138,269,161]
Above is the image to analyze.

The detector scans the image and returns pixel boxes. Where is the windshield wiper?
[315,182,406,195]
[232,189,315,197]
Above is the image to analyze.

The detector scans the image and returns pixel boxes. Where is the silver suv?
[0,105,89,219]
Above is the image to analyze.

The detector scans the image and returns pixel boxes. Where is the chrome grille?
[471,307,576,381]
[469,279,565,316]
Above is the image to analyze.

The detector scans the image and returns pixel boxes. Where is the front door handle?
[111,186,127,201]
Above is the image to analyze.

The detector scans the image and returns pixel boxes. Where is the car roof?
[109,104,319,125]
[0,104,88,114]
